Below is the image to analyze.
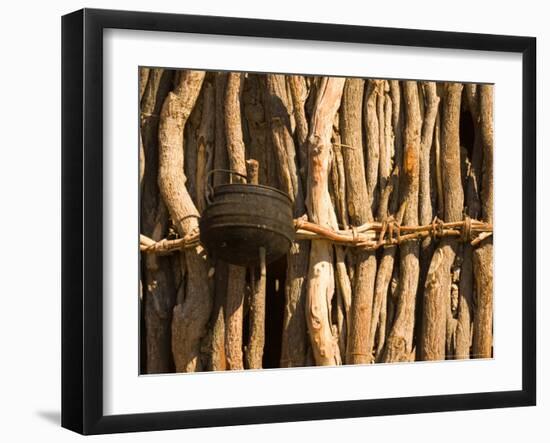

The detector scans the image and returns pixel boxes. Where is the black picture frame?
[62,8,537,435]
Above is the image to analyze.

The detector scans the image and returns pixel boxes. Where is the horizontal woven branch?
[140,216,493,255]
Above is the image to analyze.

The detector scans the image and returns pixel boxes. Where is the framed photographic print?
[61,8,536,435]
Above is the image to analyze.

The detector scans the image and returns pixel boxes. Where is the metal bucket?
[199,172,294,266]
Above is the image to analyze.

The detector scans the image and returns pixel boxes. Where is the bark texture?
[420,83,464,361]
[383,81,422,363]
[472,84,494,358]
[140,72,494,373]
[223,72,248,370]
[158,70,212,372]
[304,77,345,366]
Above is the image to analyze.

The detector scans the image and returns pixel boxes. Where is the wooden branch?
[196,80,215,213]
[472,84,494,358]
[331,135,349,228]
[158,69,212,373]
[266,74,303,211]
[304,77,345,366]
[369,170,400,361]
[223,72,248,370]
[419,82,440,226]
[243,74,268,185]
[245,248,266,369]
[139,67,150,101]
[383,80,422,363]
[455,85,483,360]
[213,73,229,187]
[225,265,246,370]
[420,82,464,361]
[364,80,381,214]
[140,217,493,254]
[211,260,227,371]
[210,72,229,370]
[287,75,309,189]
[225,73,247,184]
[378,82,391,190]
[334,245,352,358]
[341,78,368,224]
[140,68,175,374]
[264,75,310,369]
[341,78,377,364]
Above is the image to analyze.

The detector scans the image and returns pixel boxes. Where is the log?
[139,67,150,101]
[416,81,440,358]
[266,74,303,210]
[455,84,482,359]
[420,82,464,361]
[369,168,400,361]
[196,80,215,212]
[243,74,268,185]
[223,72,248,370]
[158,70,212,372]
[383,81,422,363]
[210,260,227,371]
[340,78,377,364]
[472,84,494,358]
[265,75,310,368]
[304,77,345,366]
[209,72,229,370]
[364,80,381,214]
[245,248,266,369]
[287,75,309,189]
[183,87,203,204]
[140,68,176,373]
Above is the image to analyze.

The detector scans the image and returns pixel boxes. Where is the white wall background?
[0,0,545,441]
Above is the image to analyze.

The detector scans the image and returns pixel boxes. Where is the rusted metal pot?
[199,174,294,266]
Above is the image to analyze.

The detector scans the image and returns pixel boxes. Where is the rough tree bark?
[140,68,176,373]
[420,82,464,361]
[210,72,229,371]
[341,78,378,365]
[455,84,482,359]
[383,81,422,363]
[287,75,309,189]
[368,83,397,361]
[416,82,440,358]
[158,70,212,372]
[369,167,400,361]
[265,74,310,368]
[224,72,248,370]
[243,74,268,185]
[364,80,381,215]
[472,84,494,358]
[196,79,215,213]
[304,77,345,366]
[140,72,493,373]
[245,247,266,369]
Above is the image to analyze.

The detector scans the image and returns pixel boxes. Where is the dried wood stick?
[341,78,377,364]
[383,80,422,363]
[140,68,176,374]
[420,82,464,361]
[304,77,345,366]
[265,75,310,368]
[472,84,494,359]
[245,248,266,369]
[140,218,493,254]
[158,69,211,373]
[223,72,248,370]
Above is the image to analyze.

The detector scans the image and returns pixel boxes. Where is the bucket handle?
[205,169,249,205]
